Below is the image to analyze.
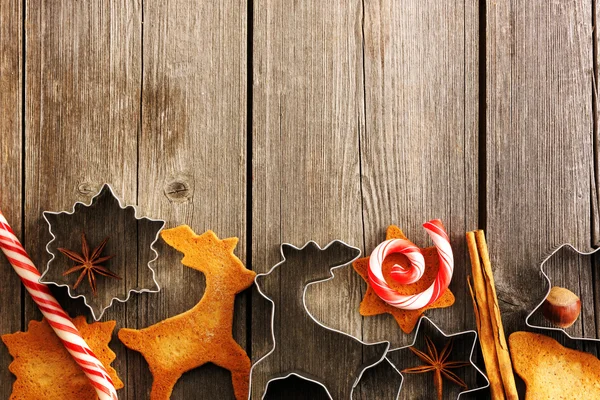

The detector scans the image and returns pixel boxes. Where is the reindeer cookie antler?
[118,225,255,400]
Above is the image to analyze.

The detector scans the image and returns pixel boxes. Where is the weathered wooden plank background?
[1,0,599,399]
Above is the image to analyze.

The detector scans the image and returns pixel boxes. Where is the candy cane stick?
[368,219,454,310]
[0,211,118,400]
[373,239,425,285]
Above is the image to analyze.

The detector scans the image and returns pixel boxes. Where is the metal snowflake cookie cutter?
[249,240,395,400]
[525,243,600,341]
[385,316,490,399]
[41,184,165,321]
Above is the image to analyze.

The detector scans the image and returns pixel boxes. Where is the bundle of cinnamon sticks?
[466,230,518,400]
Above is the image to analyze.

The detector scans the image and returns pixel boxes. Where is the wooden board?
[595,0,600,344]
[135,0,247,398]
[486,0,598,353]
[361,0,479,345]
[23,0,141,395]
[0,0,22,398]
[20,0,248,398]
[252,0,365,397]
[358,1,479,398]
[2,0,600,399]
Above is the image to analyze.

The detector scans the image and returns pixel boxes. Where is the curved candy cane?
[368,219,453,310]
[0,211,118,400]
[372,239,425,285]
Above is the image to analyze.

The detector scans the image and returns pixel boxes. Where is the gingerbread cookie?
[118,226,255,400]
[509,331,600,399]
[2,317,122,400]
[353,225,455,333]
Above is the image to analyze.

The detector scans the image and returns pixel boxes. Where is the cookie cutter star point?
[386,316,490,400]
[525,242,600,342]
[40,183,165,321]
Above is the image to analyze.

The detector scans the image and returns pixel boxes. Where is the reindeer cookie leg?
[148,367,180,400]
[212,338,251,400]
[119,328,181,400]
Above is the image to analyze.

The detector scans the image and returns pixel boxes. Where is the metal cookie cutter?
[386,316,490,399]
[525,243,600,341]
[249,240,394,400]
[41,184,165,320]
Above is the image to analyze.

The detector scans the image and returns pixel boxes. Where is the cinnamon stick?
[466,232,505,400]
[475,230,518,400]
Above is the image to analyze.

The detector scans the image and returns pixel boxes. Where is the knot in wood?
[164,180,192,202]
[77,182,99,196]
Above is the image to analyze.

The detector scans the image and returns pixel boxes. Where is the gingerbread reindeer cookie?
[119,226,255,400]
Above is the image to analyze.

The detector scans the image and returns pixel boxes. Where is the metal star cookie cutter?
[386,316,490,399]
[525,243,600,341]
[249,240,394,400]
[40,184,165,321]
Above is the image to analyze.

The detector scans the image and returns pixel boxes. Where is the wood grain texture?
[486,0,597,350]
[359,1,479,398]
[361,0,478,346]
[0,0,22,397]
[594,0,600,347]
[594,0,600,249]
[24,0,141,396]
[135,0,247,399]
[252,0,365,398]
[2,1,600,399]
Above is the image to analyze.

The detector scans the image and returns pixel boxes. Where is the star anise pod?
[58,233,121,296]
[402,336,470,400]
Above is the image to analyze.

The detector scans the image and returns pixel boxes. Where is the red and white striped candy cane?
[372,239,426,285]
[368,219,453,310]
[0,211,118,400]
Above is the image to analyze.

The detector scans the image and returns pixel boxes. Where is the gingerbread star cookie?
[353,225,455,333]
[2,317,123,400]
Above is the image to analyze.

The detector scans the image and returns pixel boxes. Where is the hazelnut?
[541,286,581,328]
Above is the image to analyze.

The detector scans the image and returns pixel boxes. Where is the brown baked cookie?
[2,317,122,400]
[353,225,455,334]
[119,226,255,400]
[509,331,600,399]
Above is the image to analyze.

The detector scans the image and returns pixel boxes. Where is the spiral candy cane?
[0,211,118,400]
[373,239,425,285]
[368,219,453,310]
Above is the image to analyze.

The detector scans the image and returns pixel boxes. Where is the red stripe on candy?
[0,213,119,400]
[367,219,454,311]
